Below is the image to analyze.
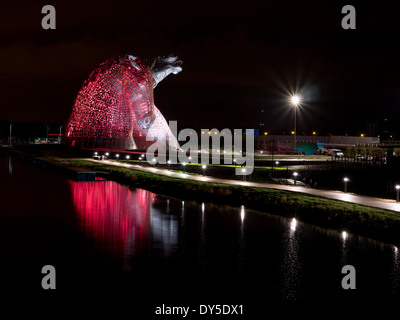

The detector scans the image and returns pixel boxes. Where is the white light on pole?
[59,125,63,143]
[202,164,206,176]
[293,172,298,185]
[9,123,13,146]
[396,185,400,202]
[343,177,349,193]
[290,95,301,151]
[242,167,246,181]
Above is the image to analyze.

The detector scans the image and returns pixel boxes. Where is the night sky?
[1,0,400,136]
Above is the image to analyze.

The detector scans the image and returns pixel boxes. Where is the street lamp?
[167,160,171,170]
[59,125,63,143]
[290,95,301,152]
[182,162,187,173]
[116,154,119,160]
[293,172,298,185]
[343,177,349,193]
[242,167,246,181]
[9,123,13,146]
[202,164,206,176]
[396,185,400,202]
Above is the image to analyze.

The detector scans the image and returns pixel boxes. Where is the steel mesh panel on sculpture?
[64,54,182,150]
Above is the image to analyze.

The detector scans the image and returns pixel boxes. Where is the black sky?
[1,0,400,136]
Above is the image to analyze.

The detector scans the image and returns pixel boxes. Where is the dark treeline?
[0,120,64,140]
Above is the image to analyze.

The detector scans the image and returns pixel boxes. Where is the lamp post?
[167,160,171,170]
[116,154,119,161]
[242,168,246,181]
[293,172,298,185]
[343,177,349,193]
[9,123,13,146]
[290,95,301,152]
[182,162,187,173]
[59,125,63,143]
[202,164,206,176]
[396,185,400,202]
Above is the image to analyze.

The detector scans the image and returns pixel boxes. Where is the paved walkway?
[86,159,400,213]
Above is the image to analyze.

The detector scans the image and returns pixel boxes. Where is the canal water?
[1,156,399,316]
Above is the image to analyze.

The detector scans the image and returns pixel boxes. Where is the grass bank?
[64,159,400,246]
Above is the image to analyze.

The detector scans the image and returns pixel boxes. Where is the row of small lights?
[94,151,210,174]
[94,152,244,169]
[262,132,386,138]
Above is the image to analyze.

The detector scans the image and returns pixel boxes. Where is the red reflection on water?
[68,180,153,256]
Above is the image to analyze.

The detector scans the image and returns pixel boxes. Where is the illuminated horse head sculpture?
[64,54,182,150]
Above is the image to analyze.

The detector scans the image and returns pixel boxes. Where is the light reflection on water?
[4,156,400,304]
[281,217,301,300]
[8,156,12,176]
[67,178,400,302]
[391,245,400,296]
[68,180,178,260]
[341,231,349,265]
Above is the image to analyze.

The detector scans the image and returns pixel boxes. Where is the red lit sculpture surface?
[64,54,182,150]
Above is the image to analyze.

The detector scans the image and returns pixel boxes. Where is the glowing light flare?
[240,205,245,222]
[290,218,297,232]
[290,95,301,106]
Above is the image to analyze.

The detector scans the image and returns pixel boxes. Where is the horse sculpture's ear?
[149,59,156,70]
[128,55,141,71]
